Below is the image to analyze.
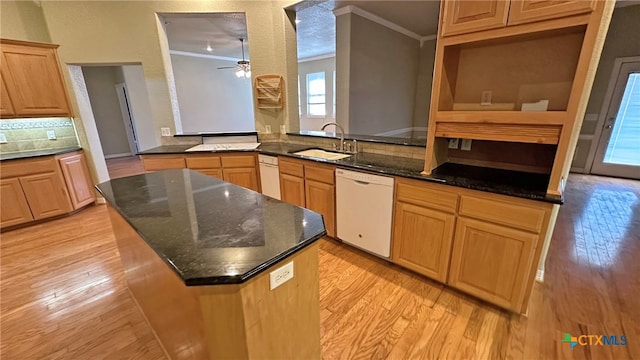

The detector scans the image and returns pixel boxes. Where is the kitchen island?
[96,169,326,359]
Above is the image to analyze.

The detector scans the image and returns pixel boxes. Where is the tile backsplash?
[0,117,80,154]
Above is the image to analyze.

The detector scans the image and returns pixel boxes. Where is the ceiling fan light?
[235,68,245,78]
[245,69,251,78]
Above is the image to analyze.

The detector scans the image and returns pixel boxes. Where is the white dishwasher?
[258,155,281,200]
[336,168,394,258]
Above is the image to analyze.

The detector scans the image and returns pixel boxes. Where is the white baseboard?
[104,152,133,159]
[535,269,545,282]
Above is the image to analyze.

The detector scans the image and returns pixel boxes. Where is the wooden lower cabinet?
[305,179,335,238]
[223,168,259,192]
[392,202,455,283]
[448,217,538,311]
[58,153,95,209]
[19,172,72,220]
[194,168,223,179]
[142,155,186,171]
[280,173,305,207]
[0,178,33,227]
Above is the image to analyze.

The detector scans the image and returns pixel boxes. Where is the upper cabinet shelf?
[441,0,596,37]
[0,39,72,118]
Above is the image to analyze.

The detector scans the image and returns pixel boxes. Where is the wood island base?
[108,206,321,359]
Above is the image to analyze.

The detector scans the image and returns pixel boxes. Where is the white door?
[115,83,139,154]
[590,60,640,179]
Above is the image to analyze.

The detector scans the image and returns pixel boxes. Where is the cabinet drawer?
[0,156,57,179]
[279,157,304,177]
[186,156,221,169]
[459,195,547,233]
[395,178,458,213]
[221,155,255,168]
[305,164,334,185]
[142,155,185,171]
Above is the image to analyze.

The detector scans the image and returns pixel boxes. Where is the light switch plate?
[448,138,459,149]
[0,133,7,143]
[265,125,272,133]
[269,261,294,290]
[160,127,171,137]
[47,130,57,140]
[461,139,472,151]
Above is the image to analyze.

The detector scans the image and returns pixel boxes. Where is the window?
[306,72,326,116]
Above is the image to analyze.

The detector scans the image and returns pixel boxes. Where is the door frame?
[586,56,640,178]
[114,82,140,155]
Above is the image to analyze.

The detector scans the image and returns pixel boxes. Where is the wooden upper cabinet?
[1,40,71,117]
[58,153,95,210]
[507,0,596,26]
[441,0,509,37]
[1,76,15,117]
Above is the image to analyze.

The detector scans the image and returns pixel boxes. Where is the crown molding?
[298,53,336,63]
[169,50,240,62]
[334,5,422,41]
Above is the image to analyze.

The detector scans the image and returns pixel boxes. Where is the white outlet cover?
[160,127,171,137]
[448,138,459,149]
[269,261,294,290]
[280,125,286,133]
[480,90,492,106]
[0,133,7,143]
[47,130,57,140]
[265,125,272,133]
[461,139,472,151]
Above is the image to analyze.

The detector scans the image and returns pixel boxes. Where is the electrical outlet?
[461,139,472,151]
[161,127,171,137]
[47,130,57,140]
[448,138,459,149]
[269,261,294,290]
[480,90,492,105]
[280,125,286,134]
[265,125,272,133]
[0,133,7,144]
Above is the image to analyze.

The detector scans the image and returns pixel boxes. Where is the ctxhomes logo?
[561,333,627,349]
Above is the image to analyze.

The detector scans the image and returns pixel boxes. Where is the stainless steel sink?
[292,148,352,161]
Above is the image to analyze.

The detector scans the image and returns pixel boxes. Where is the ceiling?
[161,13,249,60]
[295,0,440,60]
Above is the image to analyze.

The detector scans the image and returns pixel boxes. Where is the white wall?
[121,65,157,151]
[82,66,131,157]
[413,39,436,129]
[298,56,336,131]
[171,54,255,133]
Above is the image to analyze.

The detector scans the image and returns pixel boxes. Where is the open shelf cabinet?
[254,75,284,109]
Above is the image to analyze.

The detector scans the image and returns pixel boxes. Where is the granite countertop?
[0,146,82,161]
[96,169,326,286]
[139,142,563,204]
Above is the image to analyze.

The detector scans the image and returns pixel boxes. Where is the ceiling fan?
[218,38,251,78]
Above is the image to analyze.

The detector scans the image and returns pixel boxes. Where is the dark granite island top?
[96,169,326,285]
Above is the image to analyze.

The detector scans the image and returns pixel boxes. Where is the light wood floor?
[2,157,639,359]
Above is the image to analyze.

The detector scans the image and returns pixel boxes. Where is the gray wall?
[413,39,437,129]
[171,54,256,134]
[82,66,131,157]
[345,13,420,135]
[572,4,640,170]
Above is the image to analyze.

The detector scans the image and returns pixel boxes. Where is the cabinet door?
[305,179,335,238]
[223,168,259,192]
[58,153,95,209]
[19,172,72,220]
[441,0,509,37]
[508,0,596,26]
[141,155,185,171]
[1,44,71,116]
[448,217,538,311]
[279,173,305,207]
[392,202,455,282]
[1,76,15,117]
[0,178,33,227]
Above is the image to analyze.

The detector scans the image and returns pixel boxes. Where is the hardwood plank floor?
[1,158,638,359]
[105,155,145,179]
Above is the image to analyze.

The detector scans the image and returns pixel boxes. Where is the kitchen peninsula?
[96,169,326,359]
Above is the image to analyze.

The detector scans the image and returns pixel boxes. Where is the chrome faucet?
[321,122,345,152]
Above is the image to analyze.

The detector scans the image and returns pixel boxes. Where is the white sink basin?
[293,149,352,161]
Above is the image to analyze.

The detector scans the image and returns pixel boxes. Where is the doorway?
[115,83,139,154]
[591,58,640,179]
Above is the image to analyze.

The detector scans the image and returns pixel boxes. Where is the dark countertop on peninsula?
[0,146,82,161]
[139,142,563,204]
[96,169,326,285]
